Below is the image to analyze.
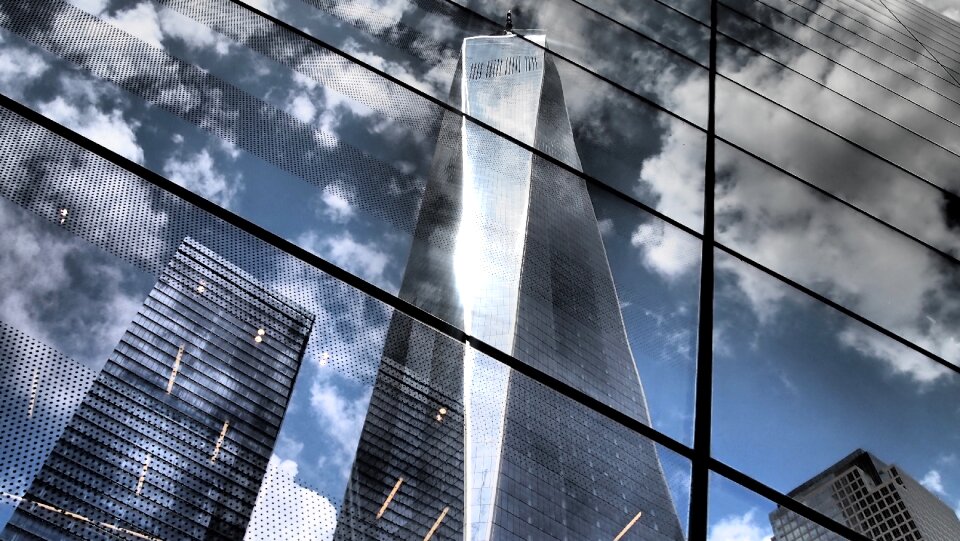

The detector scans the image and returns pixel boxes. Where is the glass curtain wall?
[0,0,957,539]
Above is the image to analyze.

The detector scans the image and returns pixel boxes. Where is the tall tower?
[336,22,684,541]
[1,238,314,540]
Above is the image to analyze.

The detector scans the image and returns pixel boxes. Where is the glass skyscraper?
[335,27,683,541]
[1,238,314,540]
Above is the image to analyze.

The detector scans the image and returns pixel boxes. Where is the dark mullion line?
[708,458,873,541]
[438,0,709,70]
[894,14,960,58]
[221,0,704,238]
[887,0,960,36]
[0,89,694,455]
[721,2,960,130]
[715,241,959,377]
[873,0,960,53]
[566,0,708,58]
[722,2,960,110]
[810,0,936,54]
[720,73,960,200]
[571,0,709,31]
[758,0,960,91]
[875,0,960,90]
[886,14,960,68]
[716,135,960,269]
[688,0,718,537]
[0,78,936,541]
[823,0,924,39]
[902,31,960,82]
[720,31,960,166]
[846,0,960,68]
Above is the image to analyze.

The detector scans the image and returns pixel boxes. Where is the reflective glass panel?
[713,249,960,520]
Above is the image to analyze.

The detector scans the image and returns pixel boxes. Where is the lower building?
[1,238,314,540]
[770,449,960,541]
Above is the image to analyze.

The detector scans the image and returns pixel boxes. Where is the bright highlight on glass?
[423,506,449,541]
[613,510,643,541]
[210,419,230,463]
[376,477,404,519]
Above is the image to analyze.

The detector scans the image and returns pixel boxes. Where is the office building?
[770,450,960,541]
[1,238,314,540]
[334,25,683,541]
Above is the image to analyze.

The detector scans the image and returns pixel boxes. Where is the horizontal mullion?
[883,0,960,36]
[222,0,703,236]
[708,457,873,541]
[573,0,708,30]
[714,241,959,377]
[718,30,960,163]
[882,1,960,52]
[748,0,960,90]
[812,0,933,53]
[565,0,710,62]
[718,73,959,199]
[720,2,960,128]
[715,135,960,268]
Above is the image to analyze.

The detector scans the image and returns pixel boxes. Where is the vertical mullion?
[688,0,718,537]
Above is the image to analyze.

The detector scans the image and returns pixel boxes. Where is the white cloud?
[101,2,164,49]
[163,149,241,208]
[0,199,147,370]
[637,117,705,230]
[68,0,108,15]
[296,230,392,287]
[328,0,413,33]
[157,7,231,55]
[244,456,337,540]
[38,96,144,164]
[915,0,960,22]
[921,469,947,496]
[319,184,355,222]
[630,220,700,280]
[309,379,371,456]
[287,93,317,123]
[0,39,49,97]
[708,510,773,541]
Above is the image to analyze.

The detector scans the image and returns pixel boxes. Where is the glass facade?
[0,0,957,539]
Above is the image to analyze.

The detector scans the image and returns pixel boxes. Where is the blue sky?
[0,0,958,539]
